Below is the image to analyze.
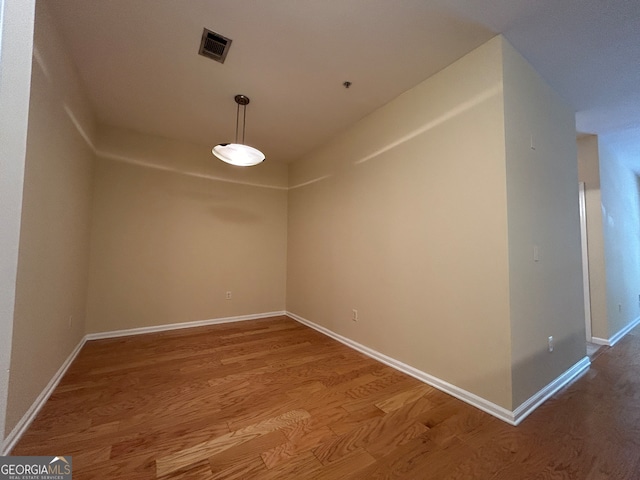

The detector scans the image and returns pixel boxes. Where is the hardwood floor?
[11,316,640,479]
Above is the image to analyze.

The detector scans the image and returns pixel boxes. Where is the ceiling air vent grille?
[199,28,232,63]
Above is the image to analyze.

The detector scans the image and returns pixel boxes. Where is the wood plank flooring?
[11,316,640,479]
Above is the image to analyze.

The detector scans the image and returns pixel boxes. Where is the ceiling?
[46,0,640,164]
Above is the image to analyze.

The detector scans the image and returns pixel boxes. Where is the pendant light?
[212,94,265,166]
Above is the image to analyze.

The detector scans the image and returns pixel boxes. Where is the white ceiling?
[46,0,640,164]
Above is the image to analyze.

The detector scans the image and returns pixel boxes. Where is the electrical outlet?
[352,309,358,322]
[68,315,73,329]
[226,291,232,300]
[548,335,554,353]
[618,304,622,313]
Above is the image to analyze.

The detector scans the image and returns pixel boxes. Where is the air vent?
[198,28,232,63]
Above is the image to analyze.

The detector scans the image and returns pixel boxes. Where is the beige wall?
[0,0,36,444]
[288,37,514,409]
[577,135,609,339]
[6,1,95,435]
[501,40,586,407]
[85,127,288,333]
[3,18,592,436]
[598,132,640,338]
[287,36,588,411]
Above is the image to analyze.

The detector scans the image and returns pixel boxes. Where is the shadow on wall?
[164,186,261,224]
[207,206,260,223]
[95,147,285,225]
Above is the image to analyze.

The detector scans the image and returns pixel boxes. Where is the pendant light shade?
[212,143,265,167]
[212,94,265,166]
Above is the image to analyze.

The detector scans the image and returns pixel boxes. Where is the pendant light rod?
[235,101,240,144]
[241,104,246,144]
[234,94,250,144]
[212,94,265,167]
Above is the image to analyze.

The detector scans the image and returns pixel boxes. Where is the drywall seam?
[287,311,590,426]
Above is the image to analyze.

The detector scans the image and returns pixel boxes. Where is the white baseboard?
[3,309,592,453]
[287,311,590,426]
[85,311,286,341]
[2,336,87,455]
[2,311,285,454]
[591,315,640,347]
[511,356,590,424]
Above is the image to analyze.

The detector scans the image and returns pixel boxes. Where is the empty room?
[1,0,640,478]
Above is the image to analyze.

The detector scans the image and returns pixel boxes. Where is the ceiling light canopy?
[212,94,265,167]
